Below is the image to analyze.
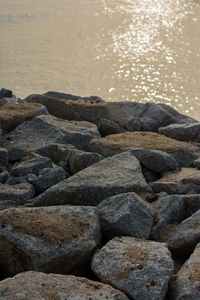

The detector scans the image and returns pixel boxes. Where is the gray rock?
[44,91,104,102]
[0,271,129,300]
[142,167,160,183]
[181,194,200,218]
[151,195,185,241]
[0,147,8,171]
[0,171,10,184]
[36,143,75,163]
[91,237,174,300]
[0,205,101,278]
[0,88,12,99]
[31,166,66,193]
[4,115,100,161]
[0,183,34,202]
[97,192,153,240]
[30,152,151,207]
[10,155,53,177]
[159,122,200,142]
[169,242,200,299]
[6,176,28,185]
[192,157,200,168]
[167,209,200,256]
[97,118,126,137]
[67,149,103,175]
[126,116,157,132]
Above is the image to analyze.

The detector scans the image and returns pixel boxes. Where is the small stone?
[97,118,126,137]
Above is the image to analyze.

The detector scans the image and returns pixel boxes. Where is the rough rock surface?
[92,237,174,300]
[36,143,75,163]
[0,103,48,133]
[4,115,100,161]
[0,271,129,300]
[170,242,200,299]
[90,132,200,167]
[0,183,34,202]
[181,194,200,217]
[0,205,101,278]
[159,122,200,142]
[30,152,151,207]
[0,147,9,172]
[0,88,13,99]
[97,118,126,136]
[167,209,200,256]
[126,116,157,132]
[97,192,153,240]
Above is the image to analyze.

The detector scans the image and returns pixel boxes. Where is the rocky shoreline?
[0,88,200,299]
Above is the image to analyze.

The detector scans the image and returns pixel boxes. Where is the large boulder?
[0,205,101,278]
[159,122,200,142]
[0,271,129,300]
[91,237,174,300]
[3,115,100,161]
[97,192,153,240]
[30,152,151,207]
[89,132,200,167]
[0,103,48,133]
[0,88,13,99]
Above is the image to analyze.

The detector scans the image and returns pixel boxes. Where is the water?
[0,0,200,119]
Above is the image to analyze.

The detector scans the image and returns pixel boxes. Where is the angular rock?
[30,152,151,207]
[36,143,75,163]
[167,209,200,256]
[0,171,10,184]
[151,195,185,241]
[181,194,200,218]
[4,115,100,161]
[142,167,160,183]
[159,122,200,143]
[126,116,157,132]
[10,155,53,177]
[0,147,9,171]
[67,149,103,175]
[91,237,174,300]
[0,88,13,99]
[97,118,126,137]
[0,183,34,202]
[0,205,101,278]
[97,192,153,240]
[0,271,129,300]
[0,103,48,133]
[170,242,200,299]
[90,132,200,167]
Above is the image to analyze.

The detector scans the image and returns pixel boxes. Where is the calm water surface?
[0,0,200,119]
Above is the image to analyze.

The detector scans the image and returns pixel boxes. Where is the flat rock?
[167,209,200,256]
[0,103,48,133]
[159,122,200,142]
[91,237,174,300]
[170,242,200,299]
[97,192,153,240]
[0,271,129,300]
[4,115,100,161]
[89,132,200,167]
[30,152,151,207]
[0,183,34,202]
[0,205,101,278]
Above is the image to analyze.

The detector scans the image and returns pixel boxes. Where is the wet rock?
[169,242,200,299]
[91,237,174,300]
[167,209,200,256]
[0,271,129,300]
[97,118,126,137]
[90,132,200,167]
[0,171,10,184]
[30,166,66,193]
[126,116,157,132]
[4,115,100,161]
[159,122,200,143]
[36,143,75,163]
[97,192,153,240]
[181,194,200,218]
[0,205,101,278]
[0,183,34,202]
[0,103,48,133]
[0,147,9,171]
[0,88,13,99]
[151,195,185,241]
[30,152,151,207]
[67,149,103,175]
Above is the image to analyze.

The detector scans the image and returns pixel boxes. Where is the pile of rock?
[0,89,200,299]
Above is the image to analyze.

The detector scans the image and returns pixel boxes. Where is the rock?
[142,167,160,183]
[0,183,34,202]
[0,103,48,133]
[0,205,101,278]
[30,152,151,207]
[30,166,66,193]
[159,122,200,143]
[0,88,13,99]
[97,192,153,240]
[89,132,200,167]
[181,194,200,218]
[0,171,10,184]
[4,115,100,161]
[151,195,185,241]
[0,147,9,171]
[91,237,174,300]
[36,143,75,163]
[6,177,28,185]
[192,157,200,168]
[126,116,157,132]
[97,118,126,137]
[26,94,109,124]
[67,149,103,175]
[150,168,200,194]
[167,209,200,256]
[169,242,200,299]
[0,271,129,300]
